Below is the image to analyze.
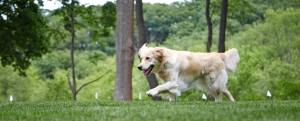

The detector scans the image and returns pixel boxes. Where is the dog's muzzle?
[137,65,143,70]
[138,65,154,76]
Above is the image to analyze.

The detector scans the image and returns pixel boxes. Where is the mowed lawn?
[0,100,300,121]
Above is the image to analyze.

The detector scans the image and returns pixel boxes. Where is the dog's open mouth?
[143,65,154,76]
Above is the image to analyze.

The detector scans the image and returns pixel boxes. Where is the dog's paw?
[146,89,159,97]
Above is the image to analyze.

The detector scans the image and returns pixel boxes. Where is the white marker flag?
[267,90,272,97]
[95,92,98,99]
[202,93,207,100]
[139,93,142,100]
[10,95,13,102]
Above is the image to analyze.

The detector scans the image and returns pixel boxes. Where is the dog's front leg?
[146,81,178,98]
[168,93,177,101]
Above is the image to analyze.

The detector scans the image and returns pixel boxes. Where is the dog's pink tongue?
[143,68,151,76]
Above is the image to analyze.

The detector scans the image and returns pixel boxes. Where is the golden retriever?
[137,44,239,102]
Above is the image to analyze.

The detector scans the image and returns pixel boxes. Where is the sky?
[43,0,187,10]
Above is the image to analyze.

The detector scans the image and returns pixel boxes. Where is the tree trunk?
[114,0,134,101]
[136,0,146,49]
[205,0,213,52]
[136,0,162,101]
[70,0,76,101]
[218,0,228,53]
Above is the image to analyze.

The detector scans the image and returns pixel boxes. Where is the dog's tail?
[224,48,240,74]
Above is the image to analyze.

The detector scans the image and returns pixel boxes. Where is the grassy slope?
[0,100,300,121]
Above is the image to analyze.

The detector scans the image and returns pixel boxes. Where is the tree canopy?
[0,0,50,75]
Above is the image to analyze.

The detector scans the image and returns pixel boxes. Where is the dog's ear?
[138,43,147,52]
[143,43,147,47]
[141,43,147,49]
[153,48,164,62]
[138,43,147,56]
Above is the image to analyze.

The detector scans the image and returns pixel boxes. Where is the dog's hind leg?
[223,88,235,102]
[213,88,223,102]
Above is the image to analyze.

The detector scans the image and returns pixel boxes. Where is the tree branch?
[76,70,112,94]
[67,76,73,93]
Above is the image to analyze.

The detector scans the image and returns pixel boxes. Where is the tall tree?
[50,0,80,100]
[205,0,213,52]
[114,0,134,101]
[136,0,161,101]
[136,0,146,50]
[69,0,77,100]
[218,0,228,52]
[52,1,116,100]
[0,0,50,76]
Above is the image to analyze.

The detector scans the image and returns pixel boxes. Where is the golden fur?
[137,44,240,101]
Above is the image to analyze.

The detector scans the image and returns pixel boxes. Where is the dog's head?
[137,43,163,76]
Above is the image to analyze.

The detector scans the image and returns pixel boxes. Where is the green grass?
[1,100,300,121]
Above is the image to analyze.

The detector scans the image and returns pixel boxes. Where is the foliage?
[47,3,116,55]
[1,100,300,120]
[33,50,108,80]
[143,2,196,44]
[46,0,117,100]
[50,0,116,42]
[33,50,114,100]
[227,0,254,24]
[225,8,300,101]
[44,69,72,101]
[246,0,300,22]
[156,0,254,49]
[0,66,46,101]
[99,2,116,34]
[0,0,51,75]
[76,56,115,100]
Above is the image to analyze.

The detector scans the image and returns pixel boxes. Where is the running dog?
[137,44,239,101]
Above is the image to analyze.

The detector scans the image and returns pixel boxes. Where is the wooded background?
[0,0,299,101]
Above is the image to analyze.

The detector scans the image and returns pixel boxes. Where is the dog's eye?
[146,57,150,60]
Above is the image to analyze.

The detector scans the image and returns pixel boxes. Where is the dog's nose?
[137,66,142,70]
